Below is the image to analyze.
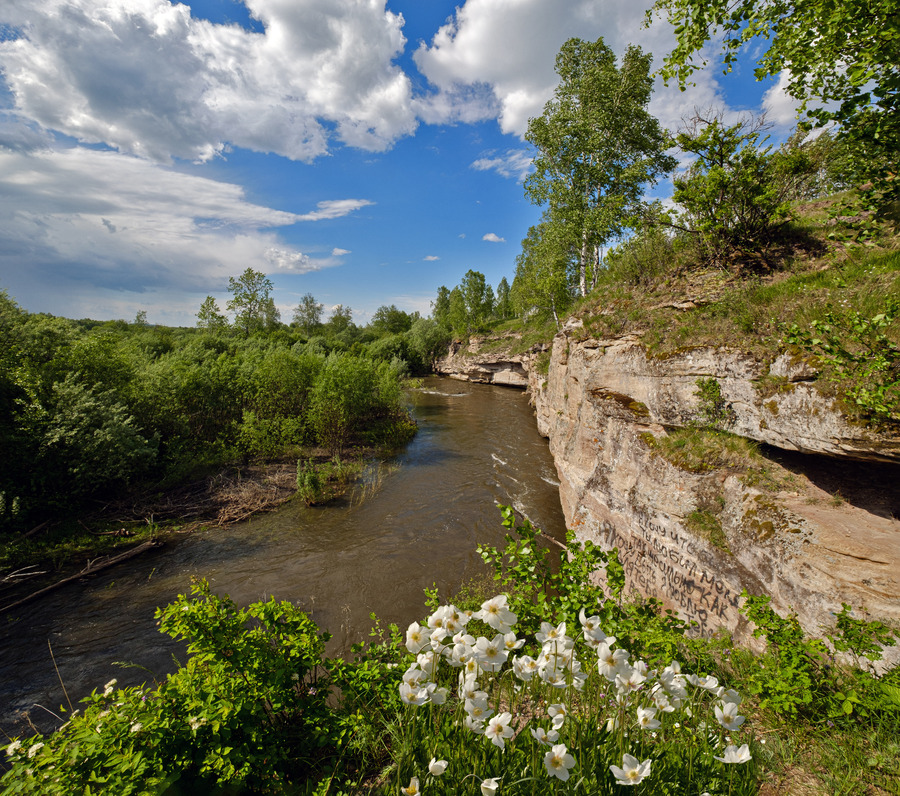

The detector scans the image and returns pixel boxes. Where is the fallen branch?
[0,540,163,616]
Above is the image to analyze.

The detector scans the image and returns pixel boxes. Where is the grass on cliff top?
[489,193,900,361]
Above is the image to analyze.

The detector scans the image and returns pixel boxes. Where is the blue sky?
[0,0,797,327]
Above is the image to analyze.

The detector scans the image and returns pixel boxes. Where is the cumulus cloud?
[471,148,533,181]
[413,0,732,137]
[762,71,803,129]
[482,232,504,242]
[0,146,331,317]
[0,0,417,163]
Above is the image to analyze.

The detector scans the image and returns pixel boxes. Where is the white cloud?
[482,232,504,243]
[424,255,440,261]
[413,0,735,138]
[471,148,533,181]
[0,0,417,163]
[0,146,333,318]
[762,71,803,130]
[297,199,374,221]
[332,247,351,256]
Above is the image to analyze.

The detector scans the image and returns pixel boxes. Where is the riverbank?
[0,446,390,615]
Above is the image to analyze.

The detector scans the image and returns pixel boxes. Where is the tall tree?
[196,296,228,331]
[525,37,676,296]
[326,304,353,334]
[227,268,276,336]
[432,286,452,328]
[651,0,899,199]
[495,277,512,320]
[511,219,577,328]
[292,293,323,335]
[459,269,493,331]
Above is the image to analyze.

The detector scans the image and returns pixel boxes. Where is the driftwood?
[0,539,163,616]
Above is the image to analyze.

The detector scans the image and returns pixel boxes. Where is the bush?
[672,112,814,269]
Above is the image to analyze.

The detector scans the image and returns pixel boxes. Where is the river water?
[0,377,566,738]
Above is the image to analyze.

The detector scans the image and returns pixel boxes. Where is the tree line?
[431,11,896,331]
[0,278,453,533]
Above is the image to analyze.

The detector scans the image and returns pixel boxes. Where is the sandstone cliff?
[437,327,900,647]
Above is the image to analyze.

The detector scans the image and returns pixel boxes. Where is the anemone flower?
[714,701,746,731]
[480,776,501,795]
[428,757,447,776]
[610,754,652,786]
[477,595,517,633]
[400,777,420,795]
[714,744,752,764]
[544,743,576,781]
[530,726,560,745]
[484,712,514,750]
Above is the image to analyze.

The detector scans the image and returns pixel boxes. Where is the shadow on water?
[0,377,566,737]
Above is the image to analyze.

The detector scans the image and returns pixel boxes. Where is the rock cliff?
[437,326,900,646]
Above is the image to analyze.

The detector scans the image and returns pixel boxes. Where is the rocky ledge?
[439,324,900,649]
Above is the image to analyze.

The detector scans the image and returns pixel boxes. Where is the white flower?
[27,743,44,759]
[426,683,449,705]
[188,716,206,731]
[428,757,448,776]
[544,743,576,781]
[714,744,752,764]
[129,722,142,733]
[465,714,486,734]
[548,703,567,729]
[484,712,514,750]
[503,631,525,651]
[464,695,494,723]
[476,595,517,633]
[530,726,559,745]
[512,655,538,682]
[102,679,117,696]
[473,635,509,672]
[536,621,567,645]
[637,706,661,730]
[480,776,501,795]
[610,754,652,785]
[720,688,742,706]
[400,776,420,795]
[714,701,746,731]
[402,665,426,688]
[597,642,630,681]
[405,622,428,654]
[6,740,21,757]
[399,682,429,706]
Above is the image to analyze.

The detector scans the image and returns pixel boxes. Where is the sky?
[0,0,800,327]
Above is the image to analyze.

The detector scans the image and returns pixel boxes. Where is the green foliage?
[525,37,676,297]
[0,578,391,794]
[0,286,417,533]
[694,377,736,429]
[292,292,324,335]
[651,0,900,204]
[671,112,813,268]
[783,302,900,423]
[739,592,827,717]
[511,218,577,327]
[227,268,279,336]
[196,295,228,331]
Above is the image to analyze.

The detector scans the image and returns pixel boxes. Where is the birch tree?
[524,37,676,297]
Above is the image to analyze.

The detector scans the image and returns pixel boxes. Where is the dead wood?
[0,540,163,616]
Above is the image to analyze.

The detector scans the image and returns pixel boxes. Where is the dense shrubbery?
[0,290,423,533]
[3,508,897,794]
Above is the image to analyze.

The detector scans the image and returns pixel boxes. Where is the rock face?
[435,336,531,387]
[438,325,900,646]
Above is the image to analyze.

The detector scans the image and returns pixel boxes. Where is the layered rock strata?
[439,325,900,646]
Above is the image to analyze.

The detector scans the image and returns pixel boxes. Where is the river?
[0,377,566,738]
